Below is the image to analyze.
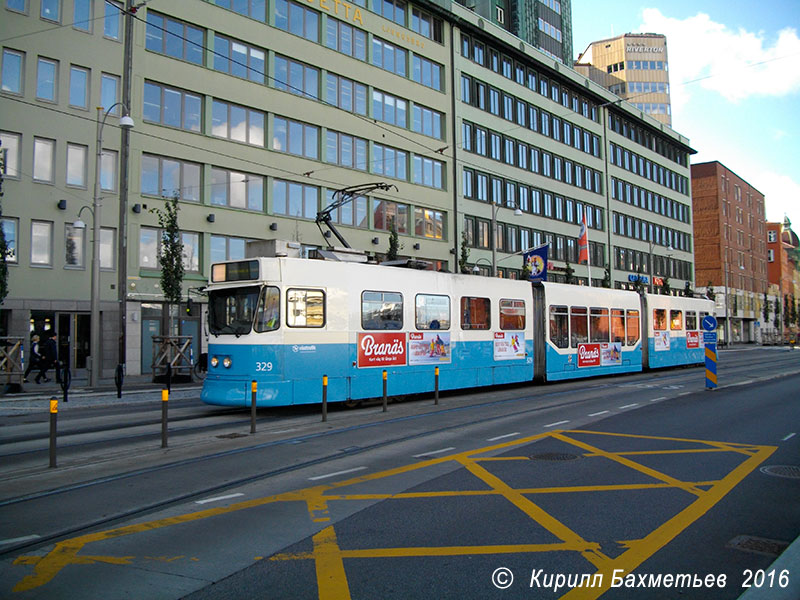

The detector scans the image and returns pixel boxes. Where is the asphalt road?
[0,347,798,600]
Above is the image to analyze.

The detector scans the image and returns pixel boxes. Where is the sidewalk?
[0,372,203,414]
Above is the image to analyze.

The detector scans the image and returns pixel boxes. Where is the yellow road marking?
[312,527,351,600]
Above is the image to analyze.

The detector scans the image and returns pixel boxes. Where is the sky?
[571,0,800,229]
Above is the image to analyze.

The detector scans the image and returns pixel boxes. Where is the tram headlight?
[210,356,219,368]
[222,357,232,368]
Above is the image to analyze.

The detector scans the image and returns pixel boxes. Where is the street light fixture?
[491,202,523,277]
[88,103,134,388]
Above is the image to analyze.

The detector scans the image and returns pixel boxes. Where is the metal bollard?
[382,370,388,412]
[49,397,58,468]
[322,375,328,422]
[161,389,169,448]
[115,363,124,398]
[250,380,257,434]
[434,367,439,405]
[166,363,172,393]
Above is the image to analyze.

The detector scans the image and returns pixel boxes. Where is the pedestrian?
[36,331,58,384]
[23,334,41,383]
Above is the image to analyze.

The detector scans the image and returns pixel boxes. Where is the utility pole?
[117,0,135,377]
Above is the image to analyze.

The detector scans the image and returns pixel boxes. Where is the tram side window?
[611,309,625,345]
[461,297,490,330]
[653,308,667,331]
[590,307,609,343]
[570,306,588,347]
[254,286,280,332]
[549,305,569,348]
[500,299,525,330]
[699,311,709,329]
[670,310,683,330]
[626,309,640,345]
[362,291,403,330]
[416,294,450,330]
[686,311,697,331]
[287,288,325,327]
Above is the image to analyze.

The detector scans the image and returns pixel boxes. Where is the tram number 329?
[255,362,274,372]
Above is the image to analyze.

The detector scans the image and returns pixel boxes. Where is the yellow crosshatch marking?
[12,431,775,599]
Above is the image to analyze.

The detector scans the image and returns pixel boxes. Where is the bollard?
[250,380,257,434]
[166,363,172,393]
[49,397,58,468]
[161,389,169,448]
[322,375,328,422]
[115,363,124,398]
[434,367,439,405]
[382,370,388,412]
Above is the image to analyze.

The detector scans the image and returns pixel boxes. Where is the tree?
[150,193,184,332]
[564,261,575,285]
[601,267,611,288]
[387,222,399,261]
[661,277,671,296]
[774,299,781,331]
[762,292,770,323]
[784,294,791,329]
[458,231,471,274]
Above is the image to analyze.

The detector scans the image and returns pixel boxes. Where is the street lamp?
[87,103,134,388]
[491,202,523,277]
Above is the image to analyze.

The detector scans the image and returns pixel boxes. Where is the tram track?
[2,350,797,560]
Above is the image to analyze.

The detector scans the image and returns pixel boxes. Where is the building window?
[1,48,24,94]
[181,231,200,273]
[213,34,265,83]
[66,143,88,188]
[104,0,122,39]
[274,55,319,99]
[372,89,407,127]
[31,220,53,266]
[73,0,91,31]
[323,190,368,228]
[40,0,59,22]
[141,154,201,201]
[210,235,248,264]
[411,7,442,42]
[325,130,368,171]
[211,99,265,146]
[414,207,443,239]
[143,81,202,132]
[411,104,442,139]
[214,0,266,21]
[275,0,319,43]
[326,73,367,114]
[145,11,204,64]
[272,179,318,219]
[325,17,367,61]
[377,0,405,25]
[272,116,319,159]
[33,137,55,183]
[0,131,21,179]
[412,55,442,90]
[0,217,18,263]
[6,0,27,14]
[68,65,89,108]
[138,227,197,272]
[373,199,408,233]
[210,168,264,211]
[36,57,57,101]
[372,38,406,77]
[99,227,116,270]
[373,143,407,180]
[64,223,87,267]
[100,149,117,192]
[412,156,443,189]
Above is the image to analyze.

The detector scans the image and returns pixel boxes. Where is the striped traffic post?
[702,315,718,390]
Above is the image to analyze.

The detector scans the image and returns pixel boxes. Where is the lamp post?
[86,103,134,388]
[491,201,523,277]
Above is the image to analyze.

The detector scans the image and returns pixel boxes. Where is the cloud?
[635,9,800,108]
[757,171,800,226]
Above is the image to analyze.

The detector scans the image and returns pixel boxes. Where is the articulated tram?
[201,256,714,407]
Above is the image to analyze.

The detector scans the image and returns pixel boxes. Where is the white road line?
[308,467,367,481]
[650,396,667,402]
[487,432,520,441]
[588,411,609,417]
[782,433,796,441]
[0,535,41,546]
[195,493,244,505]
[619,403,638,409]
[268,429,298,434]
[544,420,569,428]
[679,392,692,396]
[412,447,456,458]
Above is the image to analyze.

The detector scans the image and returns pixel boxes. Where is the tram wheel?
[344,398,362,409]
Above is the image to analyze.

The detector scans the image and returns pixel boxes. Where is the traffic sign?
[703,331,718,344]
[702,315,718,332]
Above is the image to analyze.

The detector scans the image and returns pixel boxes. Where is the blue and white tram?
[201,257,535,407]
[641,293,713,369]
[533,283,643,382]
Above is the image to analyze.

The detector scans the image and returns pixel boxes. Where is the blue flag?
[523,244,548,282]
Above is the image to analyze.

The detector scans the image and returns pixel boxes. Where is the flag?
[523,244,548,282]
[578,208,589,265]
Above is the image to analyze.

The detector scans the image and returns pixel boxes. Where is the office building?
[1,0,694,379]
[575,33,671,126]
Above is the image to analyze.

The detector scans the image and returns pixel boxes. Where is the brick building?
[767,218,800,341]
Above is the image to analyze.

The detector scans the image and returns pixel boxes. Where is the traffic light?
[186,297,193,314]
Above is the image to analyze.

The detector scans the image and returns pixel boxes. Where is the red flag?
[578,209,589,265]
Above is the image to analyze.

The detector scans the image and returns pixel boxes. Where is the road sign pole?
[702,315,719,391]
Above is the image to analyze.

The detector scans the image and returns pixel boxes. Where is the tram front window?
[208,286,260,336]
